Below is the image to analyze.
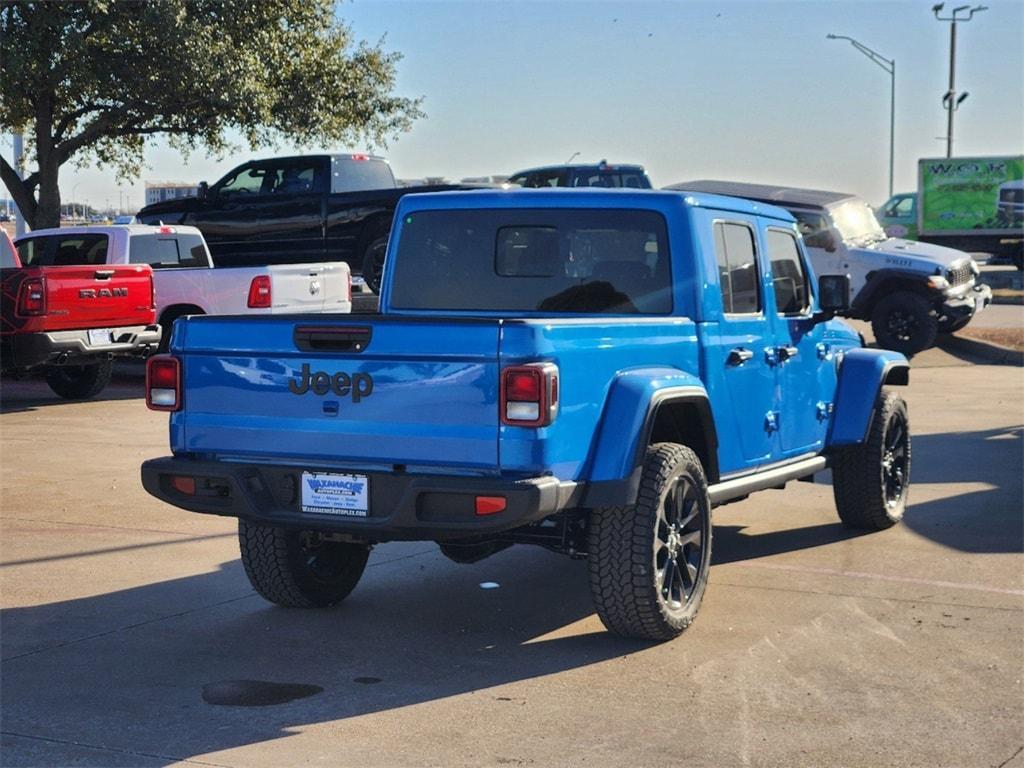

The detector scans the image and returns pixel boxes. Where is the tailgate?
[176,316,501,471]
[266,264,345,313]
[7,265,154,332]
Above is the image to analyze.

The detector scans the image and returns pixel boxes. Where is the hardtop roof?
[395,188,796,223]
[666,179,858,209]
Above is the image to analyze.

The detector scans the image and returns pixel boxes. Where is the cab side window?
[713,221,760,314]
[767,229,809,315]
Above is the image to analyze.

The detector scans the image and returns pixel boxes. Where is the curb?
[937,334,1024,366]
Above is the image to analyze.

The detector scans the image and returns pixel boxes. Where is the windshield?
[830,199,886,242]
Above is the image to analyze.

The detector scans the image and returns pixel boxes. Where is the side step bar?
[708,455,829,506]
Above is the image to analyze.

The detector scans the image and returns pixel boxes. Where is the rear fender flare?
[829,348,909,446]
[582,368,717,506]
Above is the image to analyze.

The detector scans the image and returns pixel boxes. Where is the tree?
[0,0,422,229]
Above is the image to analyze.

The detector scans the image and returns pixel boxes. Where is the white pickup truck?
[15,225,352,349]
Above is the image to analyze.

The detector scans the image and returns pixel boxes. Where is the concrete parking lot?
[1,353,1022,767]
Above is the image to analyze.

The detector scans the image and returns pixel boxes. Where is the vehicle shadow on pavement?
[0,375,142,414]
[0,546,654,766]
[899,426,1023,554]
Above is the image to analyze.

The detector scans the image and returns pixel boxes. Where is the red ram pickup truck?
[1,229,161,398]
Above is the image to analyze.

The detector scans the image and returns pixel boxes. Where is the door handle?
[779,345,799,361]
[727,347,754,366]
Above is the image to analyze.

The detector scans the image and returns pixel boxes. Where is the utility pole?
[827,34,896,198]
[933,3,988,158]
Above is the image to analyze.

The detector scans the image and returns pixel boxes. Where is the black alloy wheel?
[881,408,909,510]
[654,474,707,611]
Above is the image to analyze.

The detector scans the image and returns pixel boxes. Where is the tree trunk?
[33,153,62,230]
[30,92,61,231]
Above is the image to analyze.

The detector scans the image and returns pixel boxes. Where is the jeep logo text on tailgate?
[289,363,374,401]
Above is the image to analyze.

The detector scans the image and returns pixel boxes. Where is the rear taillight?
[17,277,46,316]
[146,355,181,411]
[247,275,272,308]
[500,363,559,427]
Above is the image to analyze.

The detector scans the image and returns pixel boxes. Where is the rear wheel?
[361,235,388,294]
[871,291,938,355]
[587,443,712,641]
[44,360,112,399]
[832,390,911,530]
[158,309,202,353]
[238,520,370,608]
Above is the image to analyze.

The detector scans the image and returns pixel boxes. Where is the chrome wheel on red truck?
[587,443,712,641]
[238,520,370,608]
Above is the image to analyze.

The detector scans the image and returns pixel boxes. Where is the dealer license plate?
[87,328,112,346]
[300,472,369,517]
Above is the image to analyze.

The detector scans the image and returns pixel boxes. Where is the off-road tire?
[238,520,370,608]
[871,291,938,355]
[587,443,712,641]
[832,390,911,530]
[44,360,112,399]
[361,235,389,294]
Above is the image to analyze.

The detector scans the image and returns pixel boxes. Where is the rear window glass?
[332,158,396,193]
[390,208,671,314]
[15,234,108,266]
[130,233,207,268]
[570,171,649,189]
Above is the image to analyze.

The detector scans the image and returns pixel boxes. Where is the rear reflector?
[475,496,507,516]
[171,476,196,495]
[146,355,181,411]
[247,275,272,308]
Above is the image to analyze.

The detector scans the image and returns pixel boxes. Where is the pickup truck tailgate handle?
[94,269,115,280]
[294,325,372,353]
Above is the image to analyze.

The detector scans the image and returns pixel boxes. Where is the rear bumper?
[140,456,577,542]
[2,324,161,370]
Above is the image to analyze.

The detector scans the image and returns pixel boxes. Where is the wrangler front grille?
[946,263,973,288]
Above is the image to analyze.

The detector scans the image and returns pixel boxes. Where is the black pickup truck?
[137,154,470,292]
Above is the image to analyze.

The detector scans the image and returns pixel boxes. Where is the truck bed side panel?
[497,319,702,480]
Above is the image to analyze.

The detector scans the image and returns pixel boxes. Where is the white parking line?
[730,561,1024,596]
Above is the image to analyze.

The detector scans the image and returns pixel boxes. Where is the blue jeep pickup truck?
[141,189,910,642]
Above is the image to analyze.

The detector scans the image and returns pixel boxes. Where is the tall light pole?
[827,34,896,199]
[71,181,83,221]
[933,3,987,158]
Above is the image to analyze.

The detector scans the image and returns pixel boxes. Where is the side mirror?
[821,229,839,253]
[815,274,850,322]
[197,181,209,200]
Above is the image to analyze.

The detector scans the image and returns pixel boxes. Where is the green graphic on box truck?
[919,155,1024,234]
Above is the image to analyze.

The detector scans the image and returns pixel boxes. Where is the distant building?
[145,182,198,206]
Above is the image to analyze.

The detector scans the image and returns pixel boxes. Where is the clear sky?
[15,0,1024,212]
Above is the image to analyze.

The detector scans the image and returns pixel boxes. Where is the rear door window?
[391,208,671,314]
[767,229,810,315]
[15,234,108,266]
[713,221,761,314]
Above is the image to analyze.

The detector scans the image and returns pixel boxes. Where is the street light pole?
[826,34,896,198]
[933,4,988,158]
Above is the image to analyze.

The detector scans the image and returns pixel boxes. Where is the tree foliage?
[0,0,422,229]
